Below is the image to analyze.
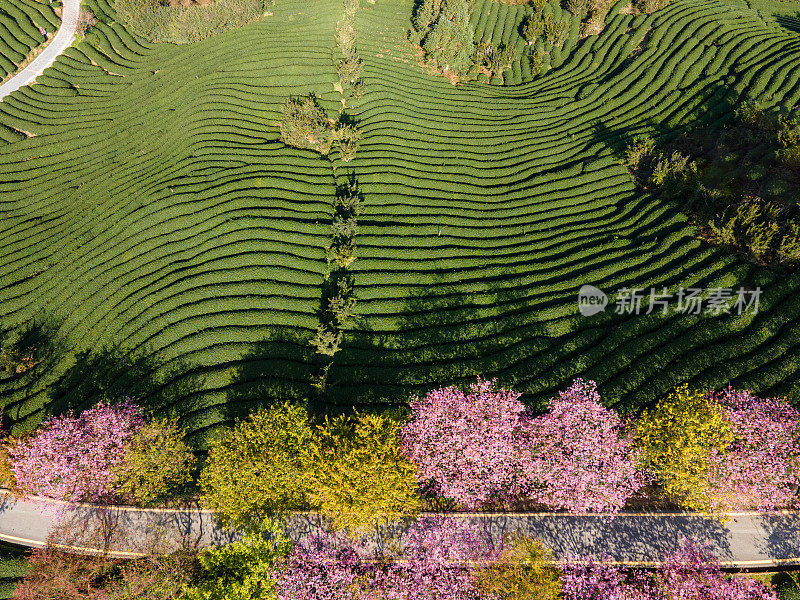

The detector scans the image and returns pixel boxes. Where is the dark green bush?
[623,102,800,271]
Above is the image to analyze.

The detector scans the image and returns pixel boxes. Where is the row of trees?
[13,523,784,600]
[624,102,800,271]
[3,400,193,506]
[4,377,799,523]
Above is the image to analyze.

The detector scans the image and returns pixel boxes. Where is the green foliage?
[626,103,800,271]
[709,200,800,266]
[184,521,290,600]
[634,386,735,512]
[421,0,476,78]
[331,123,361,162]
[543,14,571,48]
[632,0,670,14]
[309,324,343,357]
[472,532,563,600]
[110,418,196,507]
[0,343,38,376]
[302,412,422,535]
[280,97,359,160]
[522,15,544,45]
[280,95,335,156]
[566,0,589,17]
[475,44,516,79]
[624,135,656,172]
[335,0,364,96]
[115,0,266,44]
[411,0,445,44]
[199,402,313,531]
[101,552,197,600]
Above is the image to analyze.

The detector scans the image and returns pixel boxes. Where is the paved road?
[0,0,81,101]
[1,492,799,566]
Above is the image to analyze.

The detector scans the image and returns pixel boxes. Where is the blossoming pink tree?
[400,378,533,508]
[561,539,778,600]
[524,379,649,512]
[704,388,800,511]
[375,516,497,600]
[9,399,145,503]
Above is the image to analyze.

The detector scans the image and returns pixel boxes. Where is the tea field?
[0,0,799,446]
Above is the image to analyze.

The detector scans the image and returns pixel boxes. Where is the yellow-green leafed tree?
[303,413,422,536]
[199,402,314,531]
[634,386,734,512]
[472,532,562,600]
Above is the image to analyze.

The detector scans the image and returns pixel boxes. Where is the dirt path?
[0,0,81,101]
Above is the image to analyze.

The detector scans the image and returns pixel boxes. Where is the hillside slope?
[0,0,798,444]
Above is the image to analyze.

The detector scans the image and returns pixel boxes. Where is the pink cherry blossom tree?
[704,387,800,511]
[9,399,145,503]
[524,379,649,512]
[400,378,533,508]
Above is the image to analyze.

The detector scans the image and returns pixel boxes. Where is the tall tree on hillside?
[422,0,475,77]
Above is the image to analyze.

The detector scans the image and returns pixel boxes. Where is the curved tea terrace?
[0,490,799,566]
[0,0,81,101]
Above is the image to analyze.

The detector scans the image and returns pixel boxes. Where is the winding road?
[1,491,799,566]
[0,0,81,101]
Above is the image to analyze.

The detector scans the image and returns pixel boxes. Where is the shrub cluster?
[7,400,194,505]
[411,0,477,80]
[402,377,800,513]
[280,95,360,161]
[199,402,420,534]
[624,102,800,271]
[115,0,266,44]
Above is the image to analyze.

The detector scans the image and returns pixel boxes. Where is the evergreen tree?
[421,0,475,77]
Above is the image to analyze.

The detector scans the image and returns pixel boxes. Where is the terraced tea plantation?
[0,0,58,83]
[0,0,799,446]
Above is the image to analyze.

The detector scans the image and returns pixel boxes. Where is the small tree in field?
[400,377,533,508]
[421,0,476,78]
[280,95,334,155]
[524,379,649,512]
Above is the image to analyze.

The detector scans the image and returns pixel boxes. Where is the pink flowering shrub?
[656,539,778,600]
[705,388,800,511]
[9,400,145,502]
[524,379,649,512]
[273,529,374,600]
[373,516,498,600]
[561,539,778,600]
[400,378,533,508]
